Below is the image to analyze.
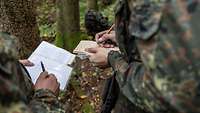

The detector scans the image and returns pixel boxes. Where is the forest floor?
[62,58,113,113]
[36,0,116,112]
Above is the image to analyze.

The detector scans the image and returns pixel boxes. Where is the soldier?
[87,0,200,113]
[0,32,65,113]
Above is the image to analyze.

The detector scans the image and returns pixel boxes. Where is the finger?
[103,44,110,48]
[98,35,108,42]
[95,34,101,42]
[48,74,57,80]
[85,47,98,53]
[97,30,107,37]
[98,37,104,42]
[19,60,34,66]
[102,34,111,39]
[110,47,120,51]
[109,44,114,48]
[38,71,49,79]
[86,52,94,57]
[95,30,107,42]
[103,44,114,48]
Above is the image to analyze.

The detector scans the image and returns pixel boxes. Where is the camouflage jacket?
[108,0,200,113]
[0,33,65,113]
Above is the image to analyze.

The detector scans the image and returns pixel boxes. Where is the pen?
[105,24,115,34]
[101,24,116,46]
[40,61,45,72]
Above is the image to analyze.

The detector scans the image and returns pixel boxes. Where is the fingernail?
[99,38,103,41]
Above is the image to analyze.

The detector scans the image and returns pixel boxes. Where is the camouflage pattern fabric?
[0,32,65,113]
[108,0,200,113]
[114,92,148,113]
[136,0,200,113]
[85,10,111,37]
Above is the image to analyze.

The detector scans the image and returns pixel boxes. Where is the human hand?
[95,30,116,48]
[19,59,34,66]
[85,47,111,68]
[35,71,60,96]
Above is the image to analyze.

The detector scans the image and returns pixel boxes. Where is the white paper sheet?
[73,40,98,54]
[26,41,75,90]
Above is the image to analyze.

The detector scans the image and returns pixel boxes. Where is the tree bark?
[0,0,40,58]
[56,0,80,51]
[87,0,98,11]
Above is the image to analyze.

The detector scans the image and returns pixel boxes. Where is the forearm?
[29,89,65,113]
[108,50,129,88]
[108,50,147,105]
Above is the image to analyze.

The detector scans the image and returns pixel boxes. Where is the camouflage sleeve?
[0,77,65,113]
[0,74,32,113]
[0,102,32,113]
[108,50,149,110]
[29,89,65,113]
[134,0,200,112]
[108,50,129,88]
[150,1,200,112]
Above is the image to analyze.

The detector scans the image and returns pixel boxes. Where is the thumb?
[99,34,111,42]
[19,59,34,66]
[38,71,49,79]
[88,55,96,62]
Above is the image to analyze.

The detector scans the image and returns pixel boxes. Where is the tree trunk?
[0,0,40,58]
[56,0,80,51]
[87,0,98,11]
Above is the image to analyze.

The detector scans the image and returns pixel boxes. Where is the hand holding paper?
[73,40,119,59]
[26,41,75,90]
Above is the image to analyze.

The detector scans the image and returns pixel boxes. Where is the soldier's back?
[136,0,200,113]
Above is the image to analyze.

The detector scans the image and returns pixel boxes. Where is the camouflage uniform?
[0,32,65,113]
[108,0,200,113]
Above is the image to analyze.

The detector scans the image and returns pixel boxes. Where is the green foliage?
[37,0,115,43]
[55,32,64,48]
[55,32,89,51]
[99,1,116,23]
[81,102,95,113]
[36,0,57,38]
[39,23,56,38]
[80,0,87,30]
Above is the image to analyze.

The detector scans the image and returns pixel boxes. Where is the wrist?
[34,89,57,99]
[108,50,122,68]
